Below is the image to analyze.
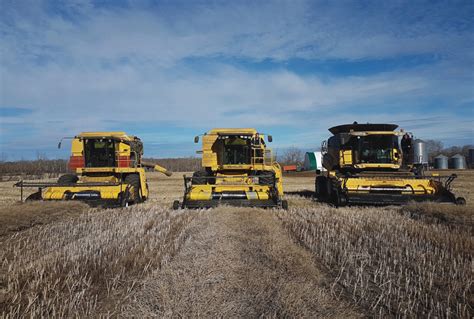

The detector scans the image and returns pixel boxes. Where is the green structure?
[304,152,319,171]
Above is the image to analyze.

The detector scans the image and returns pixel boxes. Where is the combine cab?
[173,128,287,209]
[15,132,172,206]
[315,123,466,206]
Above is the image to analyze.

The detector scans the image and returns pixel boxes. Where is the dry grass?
[121,208,362,318]
[0,204,194,317]
[0,201,88,237]
[401,202,474,230]
[0,170,473,317]
[278,204,473,318]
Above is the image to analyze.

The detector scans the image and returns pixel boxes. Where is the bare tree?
[280,147,304,166]
[424,140,443,162]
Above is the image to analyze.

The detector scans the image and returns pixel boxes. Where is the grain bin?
[413,139,428,164]
[450,154,467,170]
[434,154,448,169]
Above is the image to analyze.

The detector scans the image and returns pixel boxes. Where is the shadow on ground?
[285,190,315,198]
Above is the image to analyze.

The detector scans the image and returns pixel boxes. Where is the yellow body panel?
[187,185,271,200]
[341,176,438,195]
[44,185,126,200]
[340,150,353,166]
[353,163,401,169]
[71,139,83,157]
[208,128,257,135]
[77,131,132,140]
[75,168,149,198]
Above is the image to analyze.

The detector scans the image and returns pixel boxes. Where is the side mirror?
[267,135,273,142]
[194,136,199,143]
[58,141,62,149]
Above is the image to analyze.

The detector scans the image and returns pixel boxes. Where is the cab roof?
[76,132,137,141]
[208,128,258,135]
[329,123,398,135]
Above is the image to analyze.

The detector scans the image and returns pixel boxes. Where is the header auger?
[315,123,466,206]
[15,132,172,207]
[173,128,288,209]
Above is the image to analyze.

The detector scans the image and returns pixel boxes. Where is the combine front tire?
[456,197,466,205]
[173,200,181,210]
[259,171,275,185]
[124,174,141,204]
[192,171,208,185]
[58,174,78,185]
[334,190,348,207]
[281,200,289,210]
[315,176,328,202]
[26,190,42,201]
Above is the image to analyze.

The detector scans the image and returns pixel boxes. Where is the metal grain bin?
[450,154,467,170]
[434,154,448,169]
[413,139,428,164]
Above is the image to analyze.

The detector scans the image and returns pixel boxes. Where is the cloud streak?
[0,0,473,159]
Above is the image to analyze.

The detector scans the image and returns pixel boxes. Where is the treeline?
[142,157,201,172]
[0,159,68,180]
[277,142,474,166]
[0,157,201,180]
[423,141,472,162]
[0,142,472,180]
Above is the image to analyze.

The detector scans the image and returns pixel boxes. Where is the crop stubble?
[0,171,472,317]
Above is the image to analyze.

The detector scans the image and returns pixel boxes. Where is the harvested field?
[0,170,473,317]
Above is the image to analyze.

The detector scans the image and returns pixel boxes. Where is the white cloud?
[0,0,473,158]
[2,1,473,66]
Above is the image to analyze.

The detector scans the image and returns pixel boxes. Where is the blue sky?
[0,0,473,160]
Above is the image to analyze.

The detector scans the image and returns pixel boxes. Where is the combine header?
[315,123,466,206]
[15,132,172,206]
[173,128,287,209]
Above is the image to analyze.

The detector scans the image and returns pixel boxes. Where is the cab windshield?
[357,135,398,164]
[84,139,116,167]
[218,135,252,165]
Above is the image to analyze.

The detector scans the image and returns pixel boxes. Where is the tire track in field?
[120,207,363,318]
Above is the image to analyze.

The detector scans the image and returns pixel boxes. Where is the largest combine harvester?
[315,123,466,206]
[15,132,172,206]
[173,128,287,209]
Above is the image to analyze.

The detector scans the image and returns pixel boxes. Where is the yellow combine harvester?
[315,123,466,206]
[173,128,287,209]
[15,132,172,206]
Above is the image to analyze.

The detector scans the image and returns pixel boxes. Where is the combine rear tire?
[456,197,466,205]
[58,174,78,185]
[124,174,141,204]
